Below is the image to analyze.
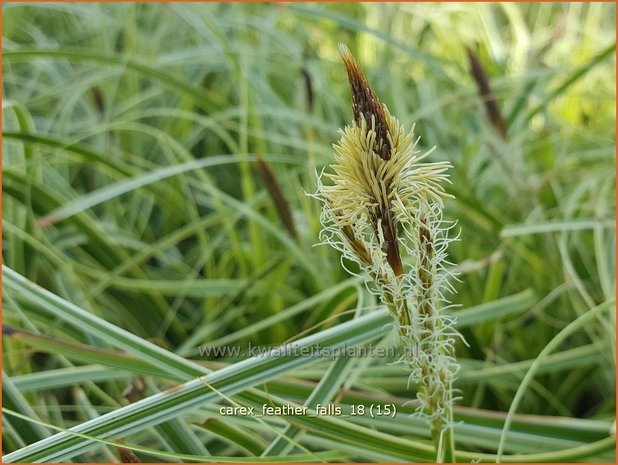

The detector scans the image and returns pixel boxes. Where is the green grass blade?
[3,265,392,461]
[3,48,222,112]
[2,372,51,444]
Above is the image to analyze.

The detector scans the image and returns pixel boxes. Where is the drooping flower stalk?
[313,44,460,461]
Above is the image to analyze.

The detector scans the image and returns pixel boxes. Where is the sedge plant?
[314,44,461,462]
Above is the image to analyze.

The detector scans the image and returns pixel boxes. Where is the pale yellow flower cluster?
[314,44,461,438]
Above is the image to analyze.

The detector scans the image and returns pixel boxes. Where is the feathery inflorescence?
[313,43,460,436]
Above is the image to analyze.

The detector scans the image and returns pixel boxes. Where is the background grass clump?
[2,2,615,462]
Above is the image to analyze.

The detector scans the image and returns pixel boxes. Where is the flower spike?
[313,44,461,458]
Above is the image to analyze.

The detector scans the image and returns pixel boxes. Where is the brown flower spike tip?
[339,44,402,276]
[339,44,392,161]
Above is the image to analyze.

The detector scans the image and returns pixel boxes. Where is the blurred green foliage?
[2,2,615,461]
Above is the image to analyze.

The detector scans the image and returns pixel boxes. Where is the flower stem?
[430,387,455,462]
